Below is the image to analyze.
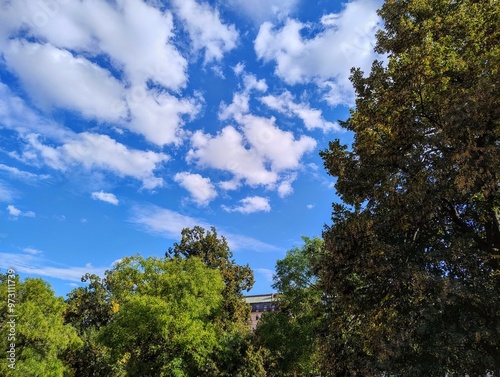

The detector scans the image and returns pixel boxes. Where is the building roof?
[244,294,275,305]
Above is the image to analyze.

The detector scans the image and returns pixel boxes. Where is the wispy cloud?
[0,164,50,181]
[23,247,43,255]
[227,0,300,23]
[0,181,15,202]
[91,191,119,205]
[256,268,275,283]
[130,204,279,252]
[0,252,109,282]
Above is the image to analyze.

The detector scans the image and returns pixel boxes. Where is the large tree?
[166,226,254,331]
[317,0,499,375]
[257,237,323,377]
[0,275,82,377]
[165,226,259,376]
[64,274,114,377]
[100,255,225,377]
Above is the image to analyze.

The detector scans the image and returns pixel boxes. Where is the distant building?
[244,293,276,331]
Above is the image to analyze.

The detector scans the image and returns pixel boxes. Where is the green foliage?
[100,255,224,376]
[257,237,323,376]
[317,0,500,375]
[0,275,82,377]
[166,226,260,376]
[166,226,254,331]
[63,274,114,376]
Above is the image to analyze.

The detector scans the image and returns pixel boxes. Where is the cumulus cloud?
[0,0,195,147]
[125,87,199,146]
[0,0,188,90]
[91,191,119,205]
[188,118,315,191]
[191,70,316,195]
[174,172,218,206]
[3,40,126,120]
[7,205,21,217]
[277,174,297,198]
[260,91,340,132]
[7,205,35,218]
[219,72,267,121]
[239,114,316,171]
[1,84,171,189]
[222,196,271,214]
[24,132,169,189]
[172,0,238,63]
[189,126,278,187]
[0,82,74,140]
[254,0,384,106]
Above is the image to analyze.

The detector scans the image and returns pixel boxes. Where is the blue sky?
[0,0,384,297]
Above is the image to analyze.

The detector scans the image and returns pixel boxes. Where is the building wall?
[244,294,276,331]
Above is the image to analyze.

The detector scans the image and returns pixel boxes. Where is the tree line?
[1,0,499,375]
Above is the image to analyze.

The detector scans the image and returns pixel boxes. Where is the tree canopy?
[316,0,500,375]
[0,275,82,377]
[166,226,254,331]
[100,255,225,377]
[257,237,323,377]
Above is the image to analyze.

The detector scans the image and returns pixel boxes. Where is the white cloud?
[0,0,193,146]
[130,205,205,240]
[7,205,35,218]
[233,62,245,75]
[1,84,173,189]
[277,174,297,198]
[191,70,315,195]
[227,0,300,23]
[239,114,316,171]
[0,182,15,202]
[0,0,188,90]
[24,132,169,189]
[0,82,74,141]
[189,126,278,187]
[0,164,50,182]
[3,40,126,121]
[174,172,218,206]
[219,72,267,121]
[0,252,109,282]
[256,268,275,282]
[7,205,21,217]
[23,247,43,255]
[91,191,119,205]
[172,0,238,63]
[254,0,384,106]
[260,91,340,132]
[130,204,279,251]
[306,204,314,209]
[87,0,187,89]
[126,87,199,146]
[222,196,271,214]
